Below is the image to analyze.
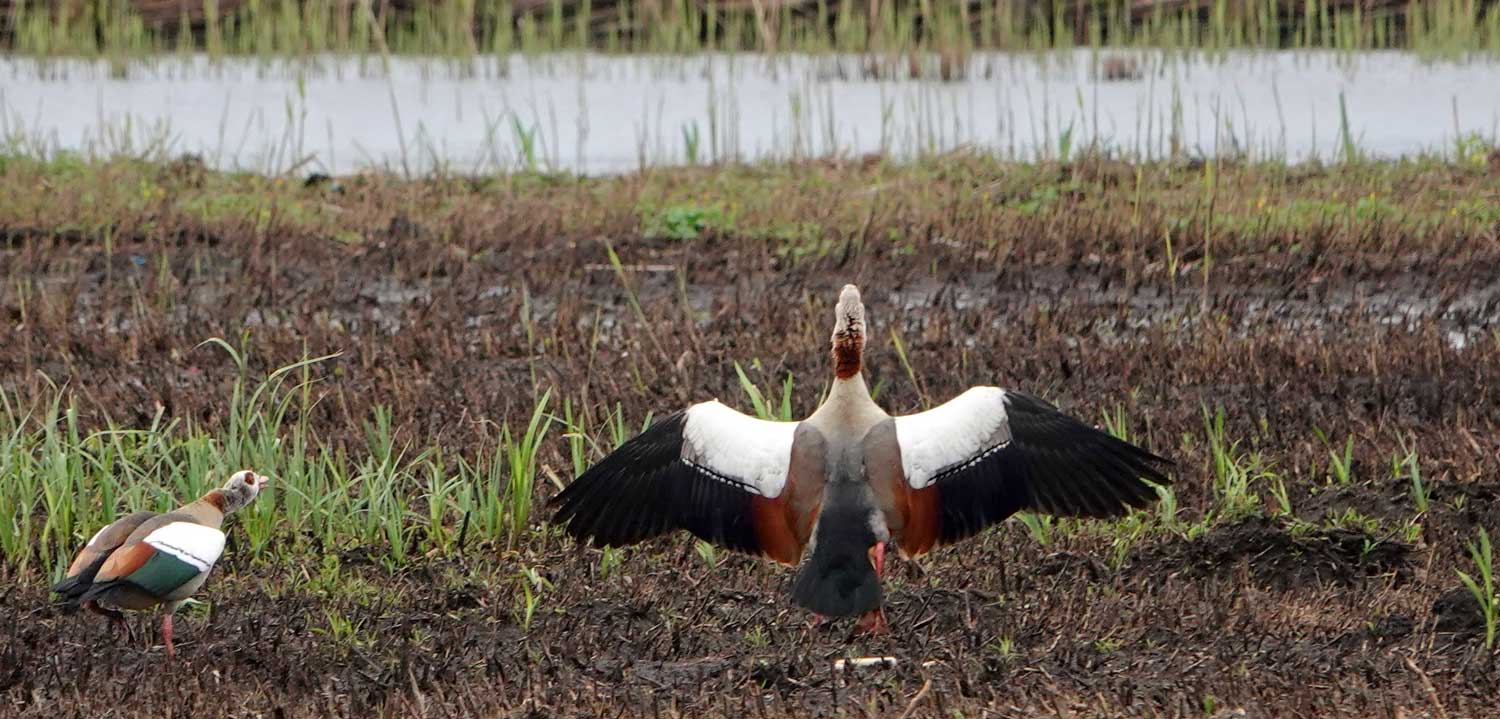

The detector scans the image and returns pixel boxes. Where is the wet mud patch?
[1296,478,1415,527]
[1131,516,1414,590]
[590,656,736,692]
[1433,586,1490,638]
[1429,481,1500,525]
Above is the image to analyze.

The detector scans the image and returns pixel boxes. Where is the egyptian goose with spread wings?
[552,285,1170,631]
[52,469,267,657]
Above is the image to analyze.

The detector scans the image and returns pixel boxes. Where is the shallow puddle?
[5,50,1499,174]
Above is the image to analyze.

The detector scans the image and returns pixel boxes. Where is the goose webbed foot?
[854,608,889,634]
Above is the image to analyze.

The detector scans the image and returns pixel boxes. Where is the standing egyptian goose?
[552,285,1170,631]
[52,469,267,657]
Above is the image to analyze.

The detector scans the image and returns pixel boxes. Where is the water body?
[2,51,1498,175]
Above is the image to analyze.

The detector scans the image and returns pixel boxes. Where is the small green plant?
[732,364,796,422]
[605,402,633,449]
[1016,513,1053,546]
[1456,527,1497,649]
[1286,517,1319,540]
[1163,226,1180,284]
[1268,477,1293,516]
[1204,406,1269,522]
[1314,428,1356,485]
[304,554,346,598]
[745,626,769,648]
[1398,520,1423,544]
[734,362,773,420]
[501,389,554,548]
[888,328,928,408]
[1153,482,1179,528]
[422,455,463,555]
[1453,131,1496,167]
[639,203,729,241]
[1012,185,1062,215]
[1397,434,1428,513]
[776,373,796,422]
[1326,507,1381,535]
[562,398,589,478]
[515,565,552,633]
[510,116,540,173]
[681,122,701,164]
[1337,91,1362,163]
[988,637,1018,660]
[315,608,371,650]
[695,539,718,569]
[599,546,624,579]
[1101,404,1133,444]
[1108,511,1153,570]
[1057,120,1076,163]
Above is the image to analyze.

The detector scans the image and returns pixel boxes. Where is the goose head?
[831,284,865,380]
[219,469,269,513]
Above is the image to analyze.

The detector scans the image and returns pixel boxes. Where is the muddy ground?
[2,160,1499,717]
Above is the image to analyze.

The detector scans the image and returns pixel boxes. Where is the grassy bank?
[3,149,1499,273]
[0,154,1497,715]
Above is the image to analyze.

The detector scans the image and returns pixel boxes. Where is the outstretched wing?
[551,401,815,564]
[892,387,1170,555]
[90,521,227,600]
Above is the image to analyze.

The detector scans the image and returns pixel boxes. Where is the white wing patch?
[143,522,227,573]
[681,401,799,497]
[894,387,1012,488]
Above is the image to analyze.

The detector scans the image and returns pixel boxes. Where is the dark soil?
[1130,515,1416,591]
[2,160,1499,717]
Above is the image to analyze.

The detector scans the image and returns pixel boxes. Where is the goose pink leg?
[856,609,889,633]
[161,614,175,659]
[856,544,890,634]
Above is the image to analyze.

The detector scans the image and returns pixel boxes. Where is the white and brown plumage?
[552,284,1171,631]
[52,470,268,658]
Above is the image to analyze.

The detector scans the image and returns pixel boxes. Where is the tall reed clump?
[0,338,562,580]
[199,337,339,555]
[2,1,1497,63]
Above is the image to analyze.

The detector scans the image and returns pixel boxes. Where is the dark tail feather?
[51,555,108,608]
[51,575,85,598]
[786,501,876,618]
[72,580,129,610]
[51,584,86,613]
[790,539,882,617]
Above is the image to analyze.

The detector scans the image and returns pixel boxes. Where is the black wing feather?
[928,391,1171,546]
[550,411,768,557]
[51,554,108,608]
